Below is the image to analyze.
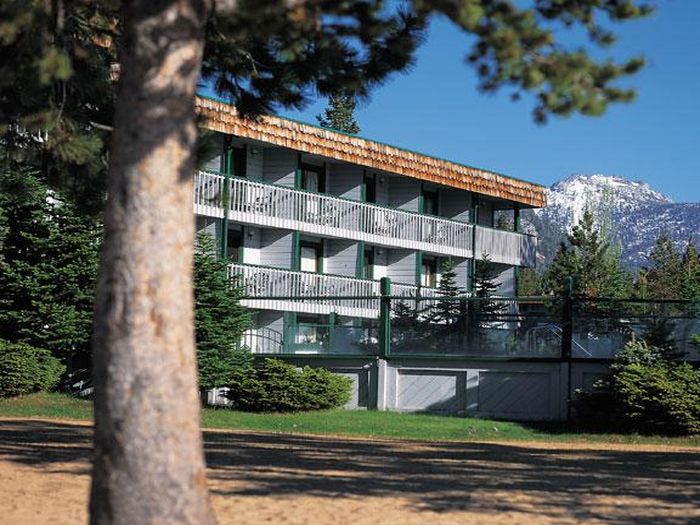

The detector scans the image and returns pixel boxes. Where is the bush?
[574,339,700,435]
[225,359,352,412]
[0,340,65,397]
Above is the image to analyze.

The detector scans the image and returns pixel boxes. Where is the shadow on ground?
[0,419,698,524]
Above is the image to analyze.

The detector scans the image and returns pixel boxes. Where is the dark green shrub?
[574,339,700,435]
[0,340,65,397]
[225,359,352,412]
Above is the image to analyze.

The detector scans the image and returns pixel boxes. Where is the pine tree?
[427,258,464,324]
[542,210,631,299]
[681,241,700,303]
[641,234,684,299]
[473,253,506,316]
[316,94,361,134]
[0,166,100,366]
[517,268,541,296]
[194,233,251,391]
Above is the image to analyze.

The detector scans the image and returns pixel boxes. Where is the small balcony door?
[420,256,438,288]
[299,240,323,274]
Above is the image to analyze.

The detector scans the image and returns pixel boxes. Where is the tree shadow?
[0,419,698,524]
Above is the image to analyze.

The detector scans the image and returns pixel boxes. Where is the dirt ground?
[0,418,699,525]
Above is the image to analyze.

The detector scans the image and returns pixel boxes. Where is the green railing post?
[220,137,233,259]
[469,194,480,293]
[379,277,392,358]
[328,312,337,352]
[562,275,575,420]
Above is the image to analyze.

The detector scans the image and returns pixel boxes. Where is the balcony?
[195,171,536,266]
[228,262,439,319]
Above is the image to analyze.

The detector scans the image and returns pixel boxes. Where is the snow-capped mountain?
[522,174,700,270]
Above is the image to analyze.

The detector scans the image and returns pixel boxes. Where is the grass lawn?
[1,392,698,447]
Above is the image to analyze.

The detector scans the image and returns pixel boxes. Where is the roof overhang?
[195,96,547,208]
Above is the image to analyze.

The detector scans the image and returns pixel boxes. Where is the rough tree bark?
[90,1,215,524]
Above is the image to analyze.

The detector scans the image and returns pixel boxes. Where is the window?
[293,314,329,347]
[421,256,438,288]
[227,227,242,262]
[232,146,246,177]
[362,247,375,279]
[300,164,325,193]
[422,189,438,216]
[363,174,377,203]
[299,240,323,273]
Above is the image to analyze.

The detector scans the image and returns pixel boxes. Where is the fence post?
[220,136,233,259]
[328,311,337,353]
[561,276,574,420]
[379,277,392,358]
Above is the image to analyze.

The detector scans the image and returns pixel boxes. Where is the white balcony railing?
[195,171,536,267]
[229,263,380,318]
[228,263,453,318]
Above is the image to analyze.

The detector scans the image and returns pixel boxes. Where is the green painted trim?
[356,240,365,278]
[415,251,423,286]
[220,137,233,259]
[319,238,325,274]
[379,277,392,358]
[291,231,301,271]
[238,225,245,262]
[360,169,367,202]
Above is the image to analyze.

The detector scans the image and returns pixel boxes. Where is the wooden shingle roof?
[195,96,546,208]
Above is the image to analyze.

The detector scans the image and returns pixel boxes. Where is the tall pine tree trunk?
[90,1,215,523]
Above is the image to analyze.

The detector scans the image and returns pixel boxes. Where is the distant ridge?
[522,174,699,270]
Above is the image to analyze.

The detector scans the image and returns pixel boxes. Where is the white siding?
[325,239,358,277]
[259,228,293,268]
[195,215,220,239]
[263,148,297,187]
[388,176,420,211]
[328,163,362,201]
[387,249,416,285]
[242,226,261,265]
[453,258,471,290]
[375,173,390,206]
[495,265,516,296]
[441,189,471,222]
[246,147,264,180]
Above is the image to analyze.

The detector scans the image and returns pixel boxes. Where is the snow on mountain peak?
[523,174,698,271]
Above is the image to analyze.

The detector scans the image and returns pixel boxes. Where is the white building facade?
[193,98,576,420]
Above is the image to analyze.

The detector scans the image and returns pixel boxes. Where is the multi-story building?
[193,97,564,419]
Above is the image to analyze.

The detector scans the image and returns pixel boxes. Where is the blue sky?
[271,2,699,202]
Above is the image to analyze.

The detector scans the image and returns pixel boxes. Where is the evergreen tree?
[316,94,361,134]
[0,166,100,366]
[427,258,465,324]
[194,233,251,391]
[681,241,700,303]
[639,234,684,299]
[473,253,506,316]
[517,267,541,296]
[542,210,631,298]
[495,213,512,231]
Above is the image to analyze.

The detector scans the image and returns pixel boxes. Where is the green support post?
[469,194,480,293]
[379,277,392,358]
[513,202,521,295]
[220,137,233,259]
[562,275,575,420]
[356,240,365,278]
[328,312,337,352]
[291,231,301,271]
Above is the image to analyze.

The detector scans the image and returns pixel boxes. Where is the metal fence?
[240,281,700,361]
